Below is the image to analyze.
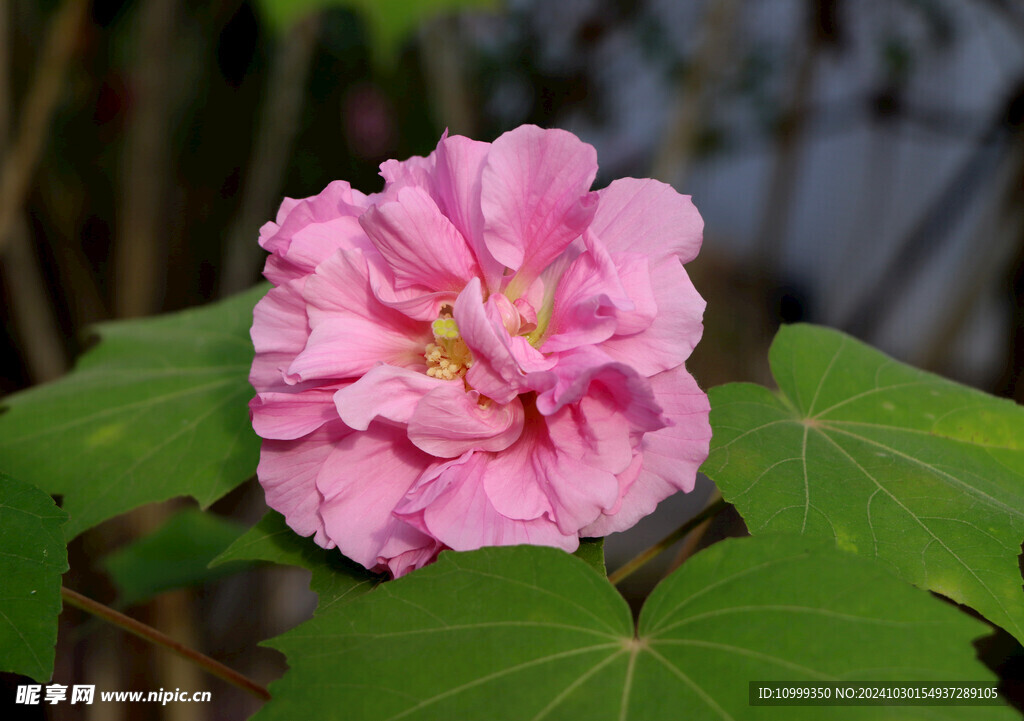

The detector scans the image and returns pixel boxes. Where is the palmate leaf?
[101,508,249,606]
[0,286,266,538]
[255,536,1012,721]
[702,324,1024,643]
[0,473,68,682]
[211,513,603,611]
[211,511,379,609]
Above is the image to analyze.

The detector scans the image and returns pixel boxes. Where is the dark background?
[1,0,1022,718]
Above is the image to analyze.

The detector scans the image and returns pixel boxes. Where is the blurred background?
[1,0,1023,718]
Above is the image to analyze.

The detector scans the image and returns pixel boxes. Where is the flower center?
[424,312,474,380]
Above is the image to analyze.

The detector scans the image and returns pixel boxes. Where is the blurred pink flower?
[250,125,710,577]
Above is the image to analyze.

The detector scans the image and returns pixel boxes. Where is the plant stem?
[608,495,729,586]
[664,489,723,576]
[61,587,271,702]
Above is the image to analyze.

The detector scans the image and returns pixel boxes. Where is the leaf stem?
[61,587,271,702]
[608,494,729,586]
[664,489,723,575]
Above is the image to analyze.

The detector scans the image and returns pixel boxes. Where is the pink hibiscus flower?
[250,125,711,577]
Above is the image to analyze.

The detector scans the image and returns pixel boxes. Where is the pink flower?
[250,125,711,577]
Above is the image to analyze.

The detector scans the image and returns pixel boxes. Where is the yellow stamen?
[424,316,473,380]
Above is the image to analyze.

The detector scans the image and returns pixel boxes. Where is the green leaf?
[253,0,497,66]
[255,535,1011,720]
[574,537,605,576]
[0,473,68,682]
[101,508,249,606]
[212,511,378,609]
[702,323,1024,644]
[0,286,266,538]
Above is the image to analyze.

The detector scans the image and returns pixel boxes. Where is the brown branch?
[219,14,320,296]
[115,0,179,318]
[0,0,88,253]
[652,0,741,186]
[0,2,72,382]
[608,495,729,586]
[61,587,271,702]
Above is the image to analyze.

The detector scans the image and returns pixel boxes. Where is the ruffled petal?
[608,253,657,336]
[598,257,705,376]
[455,278,554,404]
[408,387,524,457]
[258,420,355,548]
[302,249,422,332]
[250,388,341,440]
[333,364,446,430]
[532,346,667,433]
[360,186,480,292]
[581,365,711,536]
[260,181,372,285]
[379,530,443,578]
[249,282,310,391]
[590,177,702,263]
[366,251,455,322]
[395,452,578,553]
[432,134,504,291]
[483,415,621,534]
[286,316,428,383]
[287,249,432,382]
[315,423,432,569]
[481,126,598,290]
[544,389,633,475]
[541,231,634,353]
[379,147,434,191]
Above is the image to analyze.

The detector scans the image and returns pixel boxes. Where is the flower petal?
[590,177,702,263]
[395,452,578,553]
[598,257,705,376]
[581,365,711,536]
[258,420,354,548]
[432,134,505,291]
[608,253,657,336]
[250,388,341,440]
[286,316,428,383]
[315,423,432,569]
[366,252,455,322]
[541,231,633,353]
[532,346,667,433]
[334,364,446,431]
[360,186,480,292]
[249,281,309,390]
[544,388,633,476]
[302,249,419,330]
[379,530,443,578]
[288,249,432,382]
[260,181,371,285]
[481,416,621,534]
[455,278,554,404]
[408,388,524,457]
[481,125,598,290]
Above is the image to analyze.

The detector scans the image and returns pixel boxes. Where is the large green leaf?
[255,535,1011,720]
[702,323,1024,644]
[211,511,378,609]
[101,508,249,606]
[0,286,266,538]
[0,473,68,682]
[214,512,603,604]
